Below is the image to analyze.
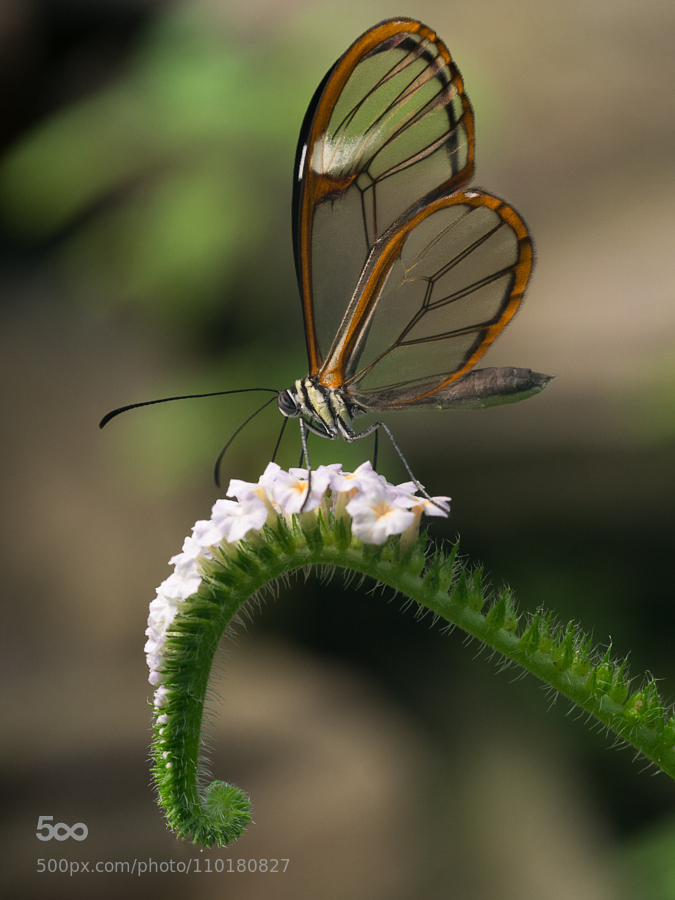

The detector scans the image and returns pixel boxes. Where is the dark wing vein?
[299,20,477,374]
[345,263,516,384]
[398,269,518,344]
[329,45,449,182]
[375,107,465,184]
[332,37,433,141]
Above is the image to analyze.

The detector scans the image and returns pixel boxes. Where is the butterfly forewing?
[321,190,532,408]
[295,19,475,374]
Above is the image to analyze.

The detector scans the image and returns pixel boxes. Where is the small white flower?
[144,624,164,651]
[149,589,177,616]
[170,535,206,565]
[330,460,382,495]
[259,460,283,484]
[156,569,202,603]
[270,466,333,514]
[389,481,419,503]
[146,461,450,689]
[211,494,269,543]
[191,518,223,549]
[393,480,418,493]
[225,479,259,502]
[346,485,417,545]
[412,495,451,516]
[154,685,170,709]
[167,553,202,586]
[227,461,282,501]
[316,462,344,480]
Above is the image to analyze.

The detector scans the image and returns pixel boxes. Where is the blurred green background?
[1,1,674,897]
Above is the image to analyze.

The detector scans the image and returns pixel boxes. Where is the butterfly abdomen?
[414,367,553,410]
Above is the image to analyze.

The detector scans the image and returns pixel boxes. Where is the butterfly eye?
[277,390,300,417]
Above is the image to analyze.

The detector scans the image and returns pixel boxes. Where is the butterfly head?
[277,387,301,419]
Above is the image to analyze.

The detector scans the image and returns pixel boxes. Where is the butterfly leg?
[372,427,379,473]
[299,418,314,512]
[298,416,342,512]
[347,421,437,504]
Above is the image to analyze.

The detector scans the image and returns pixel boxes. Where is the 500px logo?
[36,817,88,841]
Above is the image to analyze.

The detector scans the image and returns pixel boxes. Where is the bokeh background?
[2,0,674,897]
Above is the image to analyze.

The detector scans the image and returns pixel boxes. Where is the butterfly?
[101,18,552,495]
[276,18,551,484]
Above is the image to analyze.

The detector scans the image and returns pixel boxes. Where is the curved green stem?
[152,515,675,847]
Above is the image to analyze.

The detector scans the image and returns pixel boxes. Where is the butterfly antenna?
[99,387,279,429]
[271,416,288,464]
[214,394,278,488]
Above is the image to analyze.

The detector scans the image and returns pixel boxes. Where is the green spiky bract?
[151,511,675,847]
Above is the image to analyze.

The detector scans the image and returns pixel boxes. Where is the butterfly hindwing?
[315,189,533,407]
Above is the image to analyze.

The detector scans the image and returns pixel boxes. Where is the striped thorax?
[277,377,363,440]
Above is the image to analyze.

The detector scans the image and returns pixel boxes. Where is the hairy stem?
[151,517,675,847]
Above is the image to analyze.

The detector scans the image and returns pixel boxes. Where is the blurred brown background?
[1,0,674,897]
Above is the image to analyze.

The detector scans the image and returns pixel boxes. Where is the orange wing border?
[295,18,476,375]
[317,189,533,402]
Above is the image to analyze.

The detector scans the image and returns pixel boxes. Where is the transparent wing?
[315,190,533,407]
[293,18,475,374]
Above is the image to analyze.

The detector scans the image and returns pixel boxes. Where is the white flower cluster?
[146,461,449,709]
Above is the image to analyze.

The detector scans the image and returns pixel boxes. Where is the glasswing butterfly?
[101,18,552,496]
[277,18,551,483]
